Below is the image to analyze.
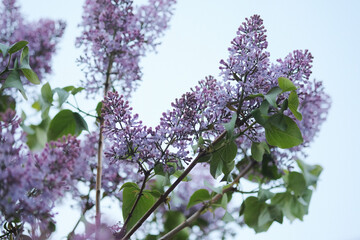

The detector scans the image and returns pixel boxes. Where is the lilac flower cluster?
[0,0,65,82]
[102,77,233,171]
[0,109,39,224]
[76,0,176,96]
[219,15,331,162]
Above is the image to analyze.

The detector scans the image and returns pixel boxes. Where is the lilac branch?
[159,161,256,240]
[95,53,114,238]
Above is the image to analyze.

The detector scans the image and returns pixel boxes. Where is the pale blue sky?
[18,0,360,239]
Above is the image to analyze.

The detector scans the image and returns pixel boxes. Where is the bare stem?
[159,161,256,240]
[95,54,114,239]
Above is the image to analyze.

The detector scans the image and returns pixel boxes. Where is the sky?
[17,0,360,239]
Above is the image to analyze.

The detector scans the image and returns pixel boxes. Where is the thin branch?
[159,161,256,240]
[95,53,114,239]
[66,101,98,119]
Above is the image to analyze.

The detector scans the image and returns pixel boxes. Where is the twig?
[66,101,97,119]
[95,53,114,239]
[159,161,255,240]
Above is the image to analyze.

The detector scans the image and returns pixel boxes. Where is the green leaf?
[210,153,223,179]
[47,110,76,141]
[222,211,235,222]
[258,206,272,228]
[53,88,70,107]
[245,93,264,100]
[278,77,297,92]
[18,46,40,84]
[32,101,41,111]
[2,69,27,100]
[187,189,211,209]
[265,114,303,149]
[296,160,323,187]
[223,113,237,139]
[288,91,302,120]
[220,193,228,209]
[251,100,270,126]
[96,101,103,118]
[122,186,156,231]
[20,46,29,66]
[271,191,310,222]
[47,110,88,141]
[8,40,28,54]
[120,182,139,191]
[271,192,296,221]
[210,141,237,178]
[0,95,16,112]
[21,68,40,85]
[268,205,283,223]
[0,43,9,56]
[41,82,53,104]
[243,197,266,229]
[164,211,189,240]
[258,188,275,202]
[266,113,287,131]
[73,112,89,133]
[261,154,282,180]
[251,141,270,162]
[264,87,282,107]
[287,172,307,195]
[63,85,75,92]
[204,180,222,194]
[71,87,85,95]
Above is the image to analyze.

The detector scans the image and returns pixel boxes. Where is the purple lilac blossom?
[219,15,331,164]
[76,0,176,97]
[102,77,233,171]
[0,0,65,82]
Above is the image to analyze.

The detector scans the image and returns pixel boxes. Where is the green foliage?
[210,140,237,179]
[251,78,304,149]
[53,87,70,107]
[288,91,302,120]
[0,41,40,100]
[187,189,211,209]
[251,141,270,162]
[164,211,189,240]
[19,46,40,84]
[8,40,28,54]
[121,183,157,231]
[47,109,88,141]
[2,67,28,100]
[278,77,297,92]
[0,43,9,56]
[223,113,237,139]
[297,159,323,187]
[0,95,15,113]
[287,172,307,195]
[265,114,303,149]
[241,160,322,232]
[264,87,282,107]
